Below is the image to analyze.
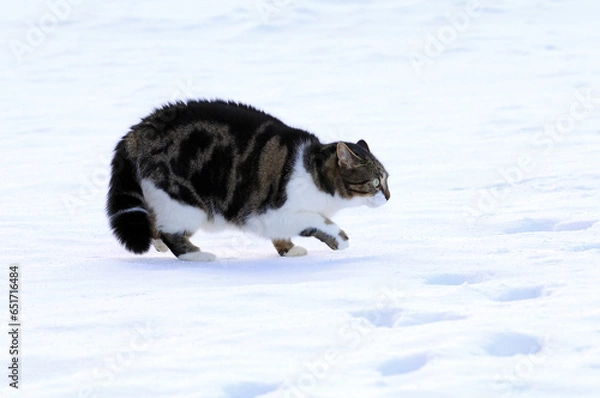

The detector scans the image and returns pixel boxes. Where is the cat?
[106,99,390,261]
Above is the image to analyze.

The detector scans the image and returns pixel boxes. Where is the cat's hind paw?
[284,246,308,257]
[178,251,217,262]
[152,238,170,253]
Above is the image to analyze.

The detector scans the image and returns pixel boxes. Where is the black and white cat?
[107,100,390,261]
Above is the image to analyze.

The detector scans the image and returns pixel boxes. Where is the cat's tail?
[106,138,152,254]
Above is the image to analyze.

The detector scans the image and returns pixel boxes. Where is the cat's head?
[336,140,390,207]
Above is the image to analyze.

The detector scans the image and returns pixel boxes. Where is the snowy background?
[2,0,600,397]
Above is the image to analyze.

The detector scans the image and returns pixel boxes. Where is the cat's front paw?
[300,227,349,251]
[324,226,349,250]
[336,230,349,250]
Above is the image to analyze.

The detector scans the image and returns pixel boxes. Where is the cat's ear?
[357,139,370,152]
[337,142,362,169]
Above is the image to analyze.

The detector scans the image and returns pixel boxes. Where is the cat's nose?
[383,188,390,200]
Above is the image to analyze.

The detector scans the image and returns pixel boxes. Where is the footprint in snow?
[553,220,597,232]
[394,312,467,326]
[502,218,597,234]
[484,332,542,357]
[425,273,486,286]
[351,308,466,328]
[351,308,402,328]
[378,353,429,376]
[492,286,544,302]
[221,381,279,398]
[571,243,600,252]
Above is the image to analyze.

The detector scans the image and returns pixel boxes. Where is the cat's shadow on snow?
[118,253,380,276]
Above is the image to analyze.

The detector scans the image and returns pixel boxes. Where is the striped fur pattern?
[107,99,390,260]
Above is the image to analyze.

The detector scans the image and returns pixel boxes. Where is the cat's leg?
[272,239,308,257]
[299,222,350,250]
[151,225,169,253]
[296,214,349,251]
[152,238,169,253]
[272,213,349,253]
[159,232,216,261]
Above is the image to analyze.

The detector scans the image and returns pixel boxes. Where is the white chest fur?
[243,146,367,238]
[279,147,365,216]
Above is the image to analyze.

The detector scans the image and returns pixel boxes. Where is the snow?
[2,0,600,397]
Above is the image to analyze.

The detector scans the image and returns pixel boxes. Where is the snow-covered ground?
[2,0,600,397]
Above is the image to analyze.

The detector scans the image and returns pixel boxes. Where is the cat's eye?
[372,178,380,188]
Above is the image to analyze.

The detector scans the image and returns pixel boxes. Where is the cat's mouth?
[367,191,388,208]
